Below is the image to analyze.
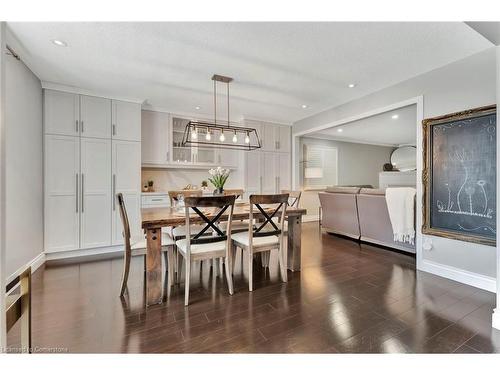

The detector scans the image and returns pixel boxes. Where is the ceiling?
[7,22,492,124]
[310,105,417,147]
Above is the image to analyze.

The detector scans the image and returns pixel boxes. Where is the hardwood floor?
[8,222,500,353]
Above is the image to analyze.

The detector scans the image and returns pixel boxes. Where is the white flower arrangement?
[208,167,230,190]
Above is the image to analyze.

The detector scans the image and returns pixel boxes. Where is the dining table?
[141,202,307,306]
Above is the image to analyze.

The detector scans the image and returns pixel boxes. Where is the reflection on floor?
[8,222,500,353]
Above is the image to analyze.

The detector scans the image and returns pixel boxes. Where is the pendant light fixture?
[182,74,261,150]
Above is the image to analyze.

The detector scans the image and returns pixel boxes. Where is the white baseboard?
[45,245,123,261]
[419,259,496,293]
[493,309,500,330]
[7,252,46,285]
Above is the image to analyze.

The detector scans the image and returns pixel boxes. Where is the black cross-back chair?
[231,193,289,292]
[174,195,236,306]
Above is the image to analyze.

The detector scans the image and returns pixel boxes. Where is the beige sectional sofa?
[318,187,415,254]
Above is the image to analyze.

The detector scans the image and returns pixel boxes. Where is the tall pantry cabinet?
[244,120,292,198]
[44,89,141,254]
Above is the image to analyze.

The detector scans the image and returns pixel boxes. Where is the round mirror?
[390,146,416,171]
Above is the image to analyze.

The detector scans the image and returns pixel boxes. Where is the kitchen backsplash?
[141,168,244,192]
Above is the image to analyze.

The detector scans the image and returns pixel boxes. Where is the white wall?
[0,21,7,348]
[299,136,394,188]
[5,36,43,277]
[294,47,497,288]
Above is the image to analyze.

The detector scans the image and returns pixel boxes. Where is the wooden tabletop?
[141,202,306,229]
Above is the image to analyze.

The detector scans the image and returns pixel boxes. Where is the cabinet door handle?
[112,124,116,136]
[112,174,116,211]
[81,173,84,213]
[75,173,79,212]
[166,151,169,162]
[151,198,163,202]
[277,141,280,150]
[75,120,79,133]
[81,121,84,133]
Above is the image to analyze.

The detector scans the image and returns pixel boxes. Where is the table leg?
[146,227,163,306]
[287,215,302,271]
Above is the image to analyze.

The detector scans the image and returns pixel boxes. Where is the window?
[303,144,338,188]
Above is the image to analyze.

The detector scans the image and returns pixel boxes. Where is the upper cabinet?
[80,95,111,139]
[112,100,141,142]
[44,90,141,142]
[257,121,291,152]
[44,90,80,136]
[277,125,291,153]
[141,110,170,165]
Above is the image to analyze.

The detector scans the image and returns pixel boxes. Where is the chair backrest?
[223,189,244,199]
[183,195,236,254]
[168,190,202,206]
[281,190,302,208]
[116,193,132,252]
[249,194,289,244]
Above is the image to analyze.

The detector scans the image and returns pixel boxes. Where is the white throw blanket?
[385,187,416,245]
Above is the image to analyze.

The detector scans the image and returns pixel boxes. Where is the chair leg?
[177,251,183,284]
[211,258,217,277]
[225,255,234,295]
[120,250,132,297]
[231,245,237,274]
[248,249,253,292]
[166,248,175,286]
[278,244,288,283]
[184,259,191,306]
[219,257,224,277]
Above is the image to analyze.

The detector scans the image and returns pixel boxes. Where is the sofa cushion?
[359,188,386,196]
[325,186,361,194]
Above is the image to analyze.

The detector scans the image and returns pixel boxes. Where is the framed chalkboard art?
[422,105,496,246]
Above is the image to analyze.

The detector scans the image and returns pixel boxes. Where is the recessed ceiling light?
[301,104,308,109]
[337,128,343,133]
[51,39,67,47]
[391,114,399,119]
[195,106,201,110]
[348,83,356,88]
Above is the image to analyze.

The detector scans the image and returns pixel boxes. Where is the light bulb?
[206,131,211,141]
[191,128,197,140]
[245,133,250,144]
[232,132,238,143]
[219,131,225,142]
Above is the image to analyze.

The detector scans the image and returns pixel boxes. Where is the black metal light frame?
[182,120,262,150]
[181,74,261,151]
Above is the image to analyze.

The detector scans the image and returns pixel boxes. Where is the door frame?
[291,95,424,268]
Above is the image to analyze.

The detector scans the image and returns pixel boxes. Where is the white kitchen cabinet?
[141,110,170,164]
[277,153,291,191]
[261,152,278,194]
[259,122,291,152]
[277,126,291,153]
[44,135,80,252]
[244,150,291,197]
[112,100,141,142]
[112,140,142,245]
[141,193,170,208]
[80,137,112,248]
[262,123,276,152]
[44,88,142,255]
[245,151,262,198]
[44,90,80,136]
[79,95,111,139]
